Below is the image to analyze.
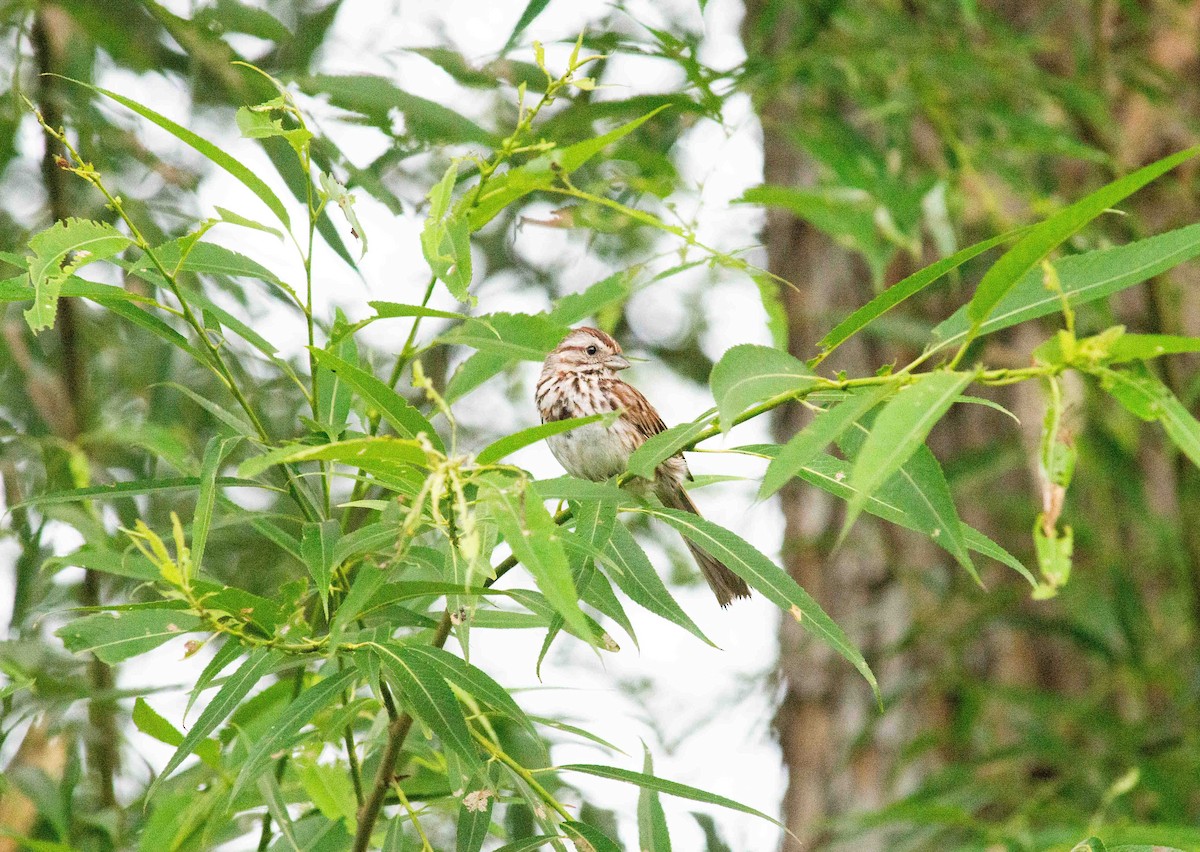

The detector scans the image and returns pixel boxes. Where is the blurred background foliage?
[0,0,1198,850]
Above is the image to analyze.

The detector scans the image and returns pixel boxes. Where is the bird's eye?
[586,345,597,355]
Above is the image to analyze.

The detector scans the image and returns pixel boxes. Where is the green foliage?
[2,2,1200,851]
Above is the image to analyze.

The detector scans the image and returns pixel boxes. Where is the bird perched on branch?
[536,326,751,606]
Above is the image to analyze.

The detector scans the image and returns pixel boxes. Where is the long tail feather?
[658,484,751,607]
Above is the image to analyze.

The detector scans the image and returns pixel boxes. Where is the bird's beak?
[606,354,632,371]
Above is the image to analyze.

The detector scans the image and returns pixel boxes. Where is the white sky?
[1,0,796,849]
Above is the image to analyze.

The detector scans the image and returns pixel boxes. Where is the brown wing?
[606,377,692,480]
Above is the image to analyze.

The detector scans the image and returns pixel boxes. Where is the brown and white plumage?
[536,327,751,607]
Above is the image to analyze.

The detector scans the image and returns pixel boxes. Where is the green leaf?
[440,312,568,361]
[602,523,714,647]
[158,382,258,437]
[759,387,892,499]
[491,835,558,852]
[310,348,444,452]
[13,477,267,509]
[23,218,133,332]
[638,745,672,852]
[76,80,291,227]
[133,698,220,769]
[370,301,472,322]
[965,147,1200,329]
[301,520,341,616]
[476,413,614,465]
[422,161,474,302]
[741,446,1035,586]
[503,0,552,52]
[480,477,592,643]
[709,344,816,432]
[372,643,480,770]
[155,648,284,792]
[237,437,428,479]
[315,313,357,437]
[467,107,669,230]
[192,436,240,580]
[932,223,1200,351]
[562,821,622,852]
[560,764,784,827]
[230,668,358,802]
[400,645,535,736]
[817,227,1027,358]
[531,476,632,505]
[843,372,972,535]
[1106,334,1200,362]
[301,75,497,146]
[737,185,894,283]
[627,414,714,480]
[57,609,201,664]
[642,506,876,696]
[456,769,496,852]
[1102,366,1200,468]
[294,758,358,826]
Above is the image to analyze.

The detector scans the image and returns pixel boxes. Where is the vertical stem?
[31,3,119,811]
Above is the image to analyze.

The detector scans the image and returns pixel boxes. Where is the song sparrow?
[536,326,751,606]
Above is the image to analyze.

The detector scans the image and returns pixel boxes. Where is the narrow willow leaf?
[373,643,481,770]
[293,758,358,826]
[155,648,284,793]
[492,838,558,852]
[627,414,714,480]
[132,698,220,770]
[23,218,133,332]
[476,413,613,465]
[480,477,592,642]
[75,80,291,227]
[503,0,552,52]
[467,107,669,229]
[192,436,241,580]
[57,610,201,664]
[560,764,784,827]
[301,520,341,615]
[237,437,428,479]
[743,445,1035,586]
[370,301,473,322]
[530,476,631,504]
[562,821,622,852]
[932,223,1200,351]
[302,74,497,146]
[13,477,265,509]
[843,372,972,535]
[1106,334,1200,362]
[709,344,816,432]
[230,668,358,802]
[602,523,715,647]
[644,507,876,695]
[310,348,444,452]
[158,382,257,437]
[966,146,1200,328]
[638,745,672,852]
[91,297,203,360]
[184,638,243,723]
[456,768,496,852]
[1102,367,1200,468]
[440,311,568,361]
[817,227,1028,357]
[759,386,892,499]
[422,160,474,302]
[401,645,536,736]
[314,313,357,436]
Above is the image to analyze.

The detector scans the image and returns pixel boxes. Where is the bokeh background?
[2,0,1200,850]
